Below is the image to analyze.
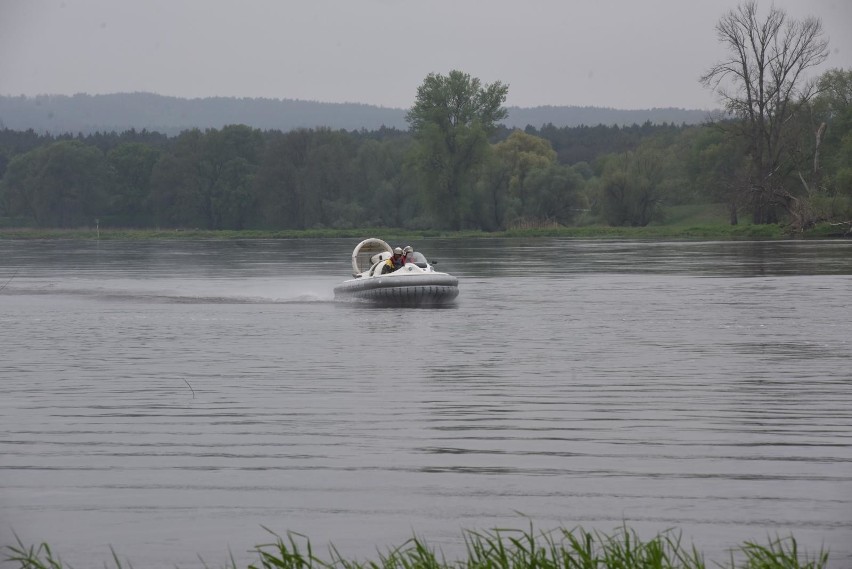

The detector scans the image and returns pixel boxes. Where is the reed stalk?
[2,526,831,569]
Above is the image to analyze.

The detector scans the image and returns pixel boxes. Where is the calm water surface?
[1,239,851,568]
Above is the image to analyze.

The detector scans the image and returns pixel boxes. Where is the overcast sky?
[1,0,850,110]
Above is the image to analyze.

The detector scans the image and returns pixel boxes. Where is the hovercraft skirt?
[334,274,459,306]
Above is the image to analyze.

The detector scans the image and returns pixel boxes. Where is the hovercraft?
[333,238,459,306]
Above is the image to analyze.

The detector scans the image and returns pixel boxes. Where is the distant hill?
[0,93,713,136]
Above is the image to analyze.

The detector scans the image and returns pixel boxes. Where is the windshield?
[408,251,428,266]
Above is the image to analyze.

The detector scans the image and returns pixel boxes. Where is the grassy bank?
[2,222,846,241]
[2,203,850,240]
[4,526,830,569]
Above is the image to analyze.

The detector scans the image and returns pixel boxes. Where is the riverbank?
[0,221,848,241]
[3,526,830,569]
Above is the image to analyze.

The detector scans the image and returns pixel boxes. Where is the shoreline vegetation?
[0,221,848,241]
[4,526,830,569]
[2,201,849,241]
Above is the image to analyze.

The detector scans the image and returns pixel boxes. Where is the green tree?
[252,128,360,229]
[599,149,666,227]
[406,70,508,229]
[149,152,205,228]
[301,129,358,228]
[353,138,414,227]
[146,126,264,229]
[807,69,852,224]
[701,0,829,226]
[493,130,557,223]
[0,140,110,227]
[201,125,264,229]
[253,130,309,229]
[210,157,255,229]
[473,151,512,231]
[148,130,206,227]
[107,142,160,226]
[523,163,585,225]
[685,126,749,224]
[811,69,852,181]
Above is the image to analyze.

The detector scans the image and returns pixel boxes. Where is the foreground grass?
[3,526,831,569]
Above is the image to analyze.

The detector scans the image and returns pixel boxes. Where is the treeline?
[0,70,849,232]
[0,123,678,230]
[0,118,847,232]
[0,92,710,136]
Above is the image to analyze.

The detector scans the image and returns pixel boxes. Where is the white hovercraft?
[333,238,459,306]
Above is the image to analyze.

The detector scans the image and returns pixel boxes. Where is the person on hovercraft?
[386,247,405,272]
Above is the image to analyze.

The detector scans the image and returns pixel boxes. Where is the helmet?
[403,245,413,254]
[393,247,403,255]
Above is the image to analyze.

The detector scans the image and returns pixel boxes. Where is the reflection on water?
[0,239,851,569]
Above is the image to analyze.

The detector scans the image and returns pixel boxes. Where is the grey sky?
[1,0,850,110]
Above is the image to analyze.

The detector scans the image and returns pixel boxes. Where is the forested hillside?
[0,93,710,136]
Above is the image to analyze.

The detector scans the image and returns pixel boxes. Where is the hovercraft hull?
[334,273,459,307]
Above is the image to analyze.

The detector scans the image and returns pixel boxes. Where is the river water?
[1,238,850,568]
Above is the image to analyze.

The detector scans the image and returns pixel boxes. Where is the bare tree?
[701,0,828,225]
